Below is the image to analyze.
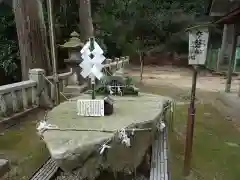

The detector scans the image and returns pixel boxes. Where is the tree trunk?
[78,0,94,86]
[78,0,94,41]
[13,0,51,80]
[139,51,144,82]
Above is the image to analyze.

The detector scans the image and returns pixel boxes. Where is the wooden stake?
[47,0,60,104]
[90,37,96,99]
[183,66,198,176]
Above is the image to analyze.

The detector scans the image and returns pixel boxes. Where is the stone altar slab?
[42,93,170,179]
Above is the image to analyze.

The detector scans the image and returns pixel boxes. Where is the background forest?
[0,0,211,84]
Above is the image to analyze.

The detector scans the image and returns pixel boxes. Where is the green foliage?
[92,0,209,56]
[0,0,209,78]
[53,0,80,42]
[0,4,19,76]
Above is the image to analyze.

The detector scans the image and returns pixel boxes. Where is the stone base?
[42,93,170,180]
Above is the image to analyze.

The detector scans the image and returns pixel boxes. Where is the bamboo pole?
[46,0,60,104]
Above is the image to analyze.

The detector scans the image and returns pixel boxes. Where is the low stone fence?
[0,56,129,121]
[104,56,129,73]
[0,68,72,121]
[44,68,73,104]
[0,79,38,119]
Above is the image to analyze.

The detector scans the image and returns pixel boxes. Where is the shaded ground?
[0,109,49,180]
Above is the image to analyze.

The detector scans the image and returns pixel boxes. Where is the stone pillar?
[106,59,112,75]
[29,68,45,94]
[29,69,53,108]
[64,60,85,86]
[225,24,237,92]
[217,24,228,71]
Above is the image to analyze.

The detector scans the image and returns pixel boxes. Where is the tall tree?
[13,0,51,80]
[77,0,94,86]
[78,0,94,41]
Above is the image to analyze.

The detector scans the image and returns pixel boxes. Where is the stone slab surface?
[43,93,169,179]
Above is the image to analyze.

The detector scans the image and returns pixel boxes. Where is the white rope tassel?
[37,121,58,135]
[131,128,135,136]
[99,143,111,155]
[171,101,174,112]
[107,85,114,95]
[118,128,131,147]
[117,86,122,96]
[159,121,166,132]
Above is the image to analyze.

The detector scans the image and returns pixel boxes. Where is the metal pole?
[47,0,60,105]
[183,65,198,176]
[89,37,96,99]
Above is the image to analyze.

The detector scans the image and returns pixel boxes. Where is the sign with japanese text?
[188,28,209,65]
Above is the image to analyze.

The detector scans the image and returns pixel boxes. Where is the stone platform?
[42,93,169,179]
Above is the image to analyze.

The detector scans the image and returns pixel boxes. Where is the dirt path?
[128,66,239,93]
[127,66,240,180]
[127,66,240,129]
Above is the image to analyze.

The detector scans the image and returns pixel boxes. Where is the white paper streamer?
[159,121,166,132]
[37,121,58,135]
[99,144,111,155]
[107,85,114,95]
[118,128,131,147]
[117,86,122,96]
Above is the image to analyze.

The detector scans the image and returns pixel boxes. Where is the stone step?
[150,128,169,180]
[0,159,10,178]
[63,84,88,97]
[30,158,59,180]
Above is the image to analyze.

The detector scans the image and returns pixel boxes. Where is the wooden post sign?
[184,26,209,176]
[188,27,209,65]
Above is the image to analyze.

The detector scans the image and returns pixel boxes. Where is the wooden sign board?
[188,28,209,65]
[77,99,104,116]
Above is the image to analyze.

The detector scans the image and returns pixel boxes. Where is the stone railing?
[44,68,73,102]
[0,69,73,121]
[0,56,129,121]
[64,56,130,86]
[104,56,129,74]
[0,80,38,120]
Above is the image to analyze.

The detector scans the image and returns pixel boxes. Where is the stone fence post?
[29,69,53,108]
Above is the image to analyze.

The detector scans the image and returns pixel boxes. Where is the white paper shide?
[80,40,106,80]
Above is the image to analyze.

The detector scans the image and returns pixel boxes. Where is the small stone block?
[0,159,10,177]
[104,98,114,116]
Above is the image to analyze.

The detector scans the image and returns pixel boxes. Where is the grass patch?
[0,111,49,180]
[137,84,240,180]
[169,104,240,180]
[136,83,189,101]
